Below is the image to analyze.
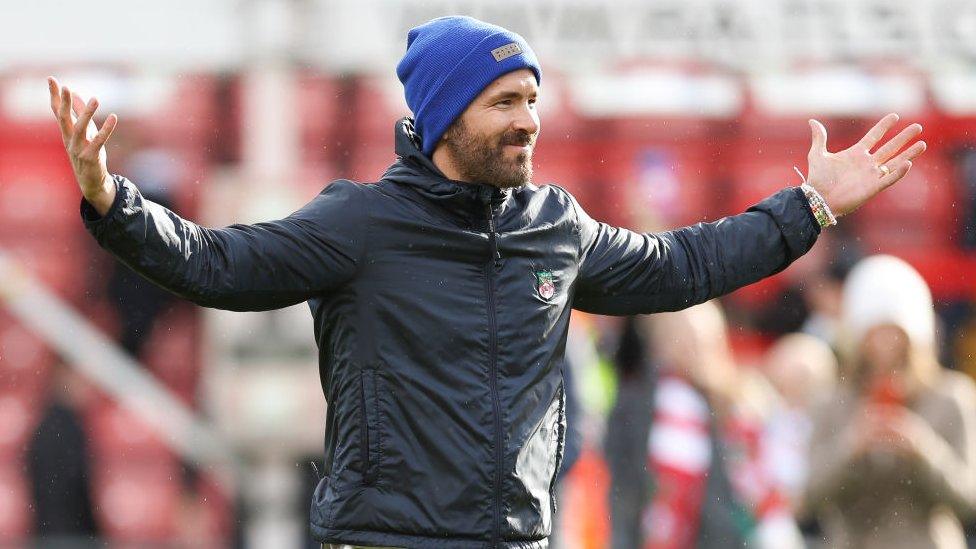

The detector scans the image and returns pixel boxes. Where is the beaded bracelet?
[793,166,837,228]
[800,183,837,228]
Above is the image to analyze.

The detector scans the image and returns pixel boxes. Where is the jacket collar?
[383,118,511,214]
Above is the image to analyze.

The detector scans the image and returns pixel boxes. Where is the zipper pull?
[485,204,501,261]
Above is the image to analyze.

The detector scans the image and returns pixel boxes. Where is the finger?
[72,98,99,145]
[70,92,100,141]
[87,113,118,153]
[878,160,912,190]
[856,113,899,151]
[873,123,922,163]
[71,92,87,130]
[883,140,927,168]
[808,119,828,157]
[48,76,61,114]
[58,86,74,138]
[70,89,84,111]
[50,78,72,140]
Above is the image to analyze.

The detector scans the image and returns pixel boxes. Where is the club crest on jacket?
[535,270,555,300]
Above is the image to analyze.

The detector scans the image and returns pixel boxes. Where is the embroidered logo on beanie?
[491,43,523,61]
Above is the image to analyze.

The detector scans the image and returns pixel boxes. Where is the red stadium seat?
[144,307,200,402]
[297,73,341,167]
[93,460,181,543]
[146,76,220,150]
[854,155,957,250]
[900,249,976,301]
[0,146,79,238]
[0,313,52,399]
[345,146,399,184]
[728,146,808,214]
[354,77,408,143]
[292,163,340,202]
[86,402,172,463]
[0,464,31,542]
[533,142,582,188]
[1,238,88,299]
[0,392,39,460]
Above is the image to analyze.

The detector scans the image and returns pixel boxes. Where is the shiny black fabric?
[82,118,819,548]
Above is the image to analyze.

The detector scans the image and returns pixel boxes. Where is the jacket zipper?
[484,202,503,547]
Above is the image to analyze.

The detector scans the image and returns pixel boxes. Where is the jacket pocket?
[548,381,566,516]
[359,368,382,485]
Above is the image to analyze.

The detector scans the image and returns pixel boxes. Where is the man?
[49,15,925,549]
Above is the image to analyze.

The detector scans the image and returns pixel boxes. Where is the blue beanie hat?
[396,16,542,156]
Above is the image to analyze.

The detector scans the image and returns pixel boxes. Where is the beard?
[443,119,535,188]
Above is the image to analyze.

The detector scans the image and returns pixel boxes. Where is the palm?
[805,114,926,217]
[75,99,109,185]
[47,77,118,200]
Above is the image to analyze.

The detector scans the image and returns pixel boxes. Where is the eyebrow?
[486,90,538,102]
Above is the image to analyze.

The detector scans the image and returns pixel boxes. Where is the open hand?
[48,76,118,216]
[806,114,926,217]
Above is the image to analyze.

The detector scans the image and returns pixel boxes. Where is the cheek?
[468,112,508,134]
[477,125,508,147]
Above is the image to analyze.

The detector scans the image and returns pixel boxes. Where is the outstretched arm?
[570,186,816,314]
[572,114,926,315]
[50,78,364,311]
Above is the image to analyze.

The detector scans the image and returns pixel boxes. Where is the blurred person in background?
[806,255,976,549]
[754,232,861,347]
[26,358,100,548]
[795,239,862,349]
[48,13,927,549]
[760,334,837,519]
[605,316,656,549]
[641,301,803,549]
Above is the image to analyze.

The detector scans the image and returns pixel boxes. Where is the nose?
[512,102,540,137]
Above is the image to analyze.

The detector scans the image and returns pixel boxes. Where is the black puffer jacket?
[81,119,819,548]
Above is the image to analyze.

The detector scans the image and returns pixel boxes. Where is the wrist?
[84,174,117,217]
[800,183,837,228]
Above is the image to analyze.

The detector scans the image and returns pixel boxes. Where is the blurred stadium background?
[1,1,975,547]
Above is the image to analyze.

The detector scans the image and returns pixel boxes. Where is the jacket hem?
[310,523,549,549]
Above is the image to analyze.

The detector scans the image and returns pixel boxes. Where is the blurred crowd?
[553,249,976,549]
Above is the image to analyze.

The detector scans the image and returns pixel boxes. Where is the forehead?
[477,68,538,99]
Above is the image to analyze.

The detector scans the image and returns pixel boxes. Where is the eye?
[528,97,537,108]
[496,99,513,107]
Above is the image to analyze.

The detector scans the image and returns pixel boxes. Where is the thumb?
[809,119,827,157]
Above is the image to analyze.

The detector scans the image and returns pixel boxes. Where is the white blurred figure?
[806,255,976,549]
